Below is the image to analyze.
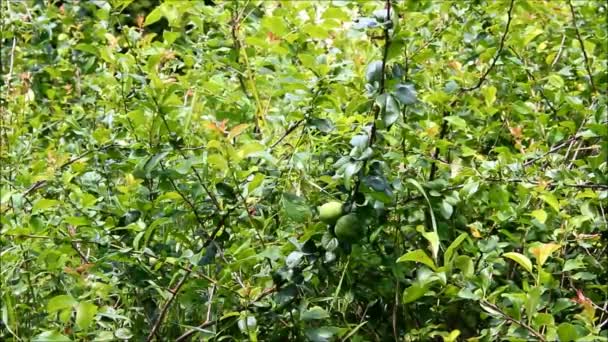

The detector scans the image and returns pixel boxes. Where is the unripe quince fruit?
[318,201,344,224]
[334,213,365,243]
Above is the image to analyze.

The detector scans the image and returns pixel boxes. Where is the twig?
[508,47,557,115]
[480,299,546,341]
[230,5,262,134]
[146,269,192,341]
[523,136,577,166]
[568,0,596,94]
[175,286,277,342]
[551,33,566,68]
[392,281,400,341]
[4,37,16,90]
[462,0,515,92]
[270,84,323,149]
[429,0,515,181]
[159,161,211,240]
[206,285,216,323]
[59,143,116,169]
[350,0,392,201]
[270,119,304,149]
[145,212,232,341]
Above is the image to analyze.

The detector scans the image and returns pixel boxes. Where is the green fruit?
[334,213,365,243]
[318,201,344,224]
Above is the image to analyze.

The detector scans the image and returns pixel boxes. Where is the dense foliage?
[1,0,607,341]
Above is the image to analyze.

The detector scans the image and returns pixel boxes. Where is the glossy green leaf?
[47,295,77,313]
[76,302,98,330]
[397,249,437,271]
[503,252,533,274]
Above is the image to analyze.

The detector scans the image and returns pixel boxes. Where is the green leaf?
[439,200,453,219]
[481,86,497,106]
[444,233,468,267]
[443,330,461,342]
[454,255,474,277]
[530,209,547,224]
[540,193,560,213]
[75,302,98,330]
[262,16,288,36]
[563,256,585,272]
[525,287,543,322]
[503,252,533,274]
[522,26,543,46]
[144,6,162,26]
[402,283,429,303]
[239,142,265,158]
[47,295,77,313]
[396,249,437,271]
[375,93,400,127]
[406,179,440,258]
[33,199,59,213]
[366,60,384,83]
[144,152,169,176]
[421,230,440,265]
[444,116,467,131]
[114,328,133,340]
[301,306,330,321]
[281,193,311,223]
[304,327,341,342]
[557,323,580,341]
[33,331,71,342]
[394,83,417,105]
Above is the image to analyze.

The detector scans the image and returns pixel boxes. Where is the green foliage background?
[1,0,607,341]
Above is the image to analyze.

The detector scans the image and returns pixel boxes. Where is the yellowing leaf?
[529,243,561,267]
[228,124,250,140]
[468,222,482,238]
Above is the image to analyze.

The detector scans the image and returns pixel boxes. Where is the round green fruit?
[334,213,365,243]
[318,201,344,224]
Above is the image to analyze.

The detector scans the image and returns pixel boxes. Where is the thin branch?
[351,0,392,201]
[568,0,596,93]
[270,119,304,149]
[159,161,211,240]
[175,286,277,342]
[480,300,546,341]
[146,269,192,341]
[119,27,222,212]
[523,136,578,166]
[429,0,515,181]
[508,47,557,115]
[145,211,232,341]
[59,143,116,170]
[270,83,323,149]
[550,33,567,68]
[230,6,262,134]
[462,0,515,92]
[3,37,16,90]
